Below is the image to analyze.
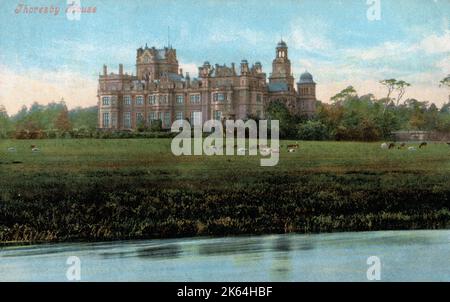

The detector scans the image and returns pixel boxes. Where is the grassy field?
[1,138,450,243]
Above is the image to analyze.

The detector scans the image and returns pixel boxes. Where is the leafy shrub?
[297,121,330,141]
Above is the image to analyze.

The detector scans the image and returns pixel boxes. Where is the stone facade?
[97,41,317,130]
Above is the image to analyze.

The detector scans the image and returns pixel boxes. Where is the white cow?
[381,143,388,150]
[260,147,271,156]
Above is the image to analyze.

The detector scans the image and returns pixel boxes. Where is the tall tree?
[380,79,397,112]
[0,104,11,138]
[266,100,296,138]
[54,105,73,132]
[0,104,7,117]
[380,79,411,110]
[331,86,358,104]
[441,75,450,103]
[394,80,411,106]
[440,75,450,88]
[69,106,98,130]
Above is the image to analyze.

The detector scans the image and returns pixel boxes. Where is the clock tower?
[269,40,295,91]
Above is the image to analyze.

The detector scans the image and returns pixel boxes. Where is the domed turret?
[277,40,287,48]
[298,71,315,84]
[297,71,317,117]
[297,71,316,97]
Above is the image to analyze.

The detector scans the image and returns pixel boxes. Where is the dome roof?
[298,71,315,84]
[277,40,287,48]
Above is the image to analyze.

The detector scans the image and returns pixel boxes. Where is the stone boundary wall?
[392,131,450,142]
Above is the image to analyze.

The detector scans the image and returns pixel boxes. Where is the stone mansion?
[97,40,317,130]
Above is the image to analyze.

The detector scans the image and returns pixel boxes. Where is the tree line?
[0,101,97,139]
[266,77,450,141]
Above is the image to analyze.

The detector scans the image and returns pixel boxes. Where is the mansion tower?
[97,41,317,129]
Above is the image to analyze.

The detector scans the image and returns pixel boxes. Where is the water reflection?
[137,244,181,259]
[1,230,449,281]
[100,243,181,259]
[271,236,292,279]
[198,238,263,256]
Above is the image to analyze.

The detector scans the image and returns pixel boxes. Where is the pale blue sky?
[0,0,449,113]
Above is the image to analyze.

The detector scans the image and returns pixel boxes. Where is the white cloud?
[288,18,333,52]
[436,55,450,73]
[344,29,450,63]
[209,26,266,45]
[0,65,97,114]
[419,30,450,54]
[344,41,415,61]
[179,62,199,77]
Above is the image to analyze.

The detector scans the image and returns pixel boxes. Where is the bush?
[297,121,330,140]
[150,120,163,132]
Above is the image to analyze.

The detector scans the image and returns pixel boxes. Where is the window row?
[300,87,312,95]
[101,111,204,128]
[102,94,203,106]
[103,94,265,107]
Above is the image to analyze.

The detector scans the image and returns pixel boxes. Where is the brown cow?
[398,143,406,149]
[419,142,428,149]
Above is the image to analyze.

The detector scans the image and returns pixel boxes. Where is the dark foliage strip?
[1,173,450,243]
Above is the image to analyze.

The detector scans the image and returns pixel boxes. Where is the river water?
[1,230,449,281]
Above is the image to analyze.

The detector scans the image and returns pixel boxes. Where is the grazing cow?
[30,145,36,149]
[419,142,428,149]
[381,143,388,149]
[7,147,17,152]
[31,147,40,153]
[408,147,417,151]
[287,142,299,149]
[388,143,396,149]
[288,148,296,153]
[260,147,271,156]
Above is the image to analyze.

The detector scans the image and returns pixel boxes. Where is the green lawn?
[1,138,449,177]
[1,139,450,243]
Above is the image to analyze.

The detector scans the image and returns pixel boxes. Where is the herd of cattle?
[381,142,450,151]
[381,142,427,151]
[4,142,450,155]
[6,145,40,153]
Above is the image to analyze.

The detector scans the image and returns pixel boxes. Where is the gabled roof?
[167,72,184,81]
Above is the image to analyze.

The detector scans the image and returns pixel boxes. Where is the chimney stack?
[103,64,107,76]
[119,64,123,75]
[186,72,190,87]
